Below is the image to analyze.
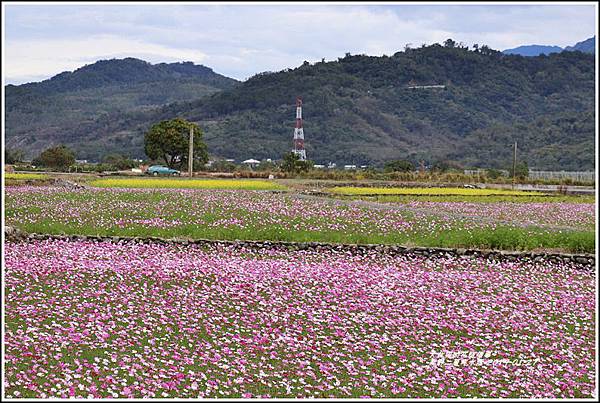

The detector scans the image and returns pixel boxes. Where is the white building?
[242,159,260,168]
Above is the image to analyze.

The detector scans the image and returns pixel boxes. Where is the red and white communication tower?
[292,96,307,161]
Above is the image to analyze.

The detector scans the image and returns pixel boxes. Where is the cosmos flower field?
[4,239,596,398]
[4,186,595,252]
[404,201,595,230]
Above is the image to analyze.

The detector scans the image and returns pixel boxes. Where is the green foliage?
[4,46,595,170]
[384,160,415,172]
[209,160,237,172]
[33,145,75,170]
[102,154,137,170]
[486,168,504,179]
[281,152,312,173]
[432,160,464,173]
[509,161,529,179]
[255,160,277,171]
[5,58,237,161]
[144,118,208,169]
[5,148,24,164]
[166,45,594,169]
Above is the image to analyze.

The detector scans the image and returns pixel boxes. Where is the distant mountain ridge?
[6,43,593,170]
[503,36,595,56]
[564,36,596,53]
[502,45,563,57]
[6,57,237,95]
[5,58,238,158]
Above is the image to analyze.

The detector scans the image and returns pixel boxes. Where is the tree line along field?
[3,177,596,398]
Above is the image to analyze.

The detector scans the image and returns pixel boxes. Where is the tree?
[209,160,237,172]
[256,159,276,171]
[383,159,415,173]
[103,153,136,170]
[486,168,503,179]
[432,160,464,173]
[281,152,312,174]
[5,148,24,164]
[510,161,529,179]
[144,118,208,169]
[34,145,75,170]
[444,38,456,48]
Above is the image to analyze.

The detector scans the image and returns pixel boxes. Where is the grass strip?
[15,220,595,254]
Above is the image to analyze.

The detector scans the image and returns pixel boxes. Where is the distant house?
[242,159,260,168]
[406,84,446,89]
[313,164,325,169]
[344,165,357,170]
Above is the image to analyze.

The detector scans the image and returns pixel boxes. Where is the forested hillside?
[5,58,238,159]
[5,44,595,170]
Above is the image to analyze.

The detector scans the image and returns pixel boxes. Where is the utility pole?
[188,126,194,178]
[512,141,517,189]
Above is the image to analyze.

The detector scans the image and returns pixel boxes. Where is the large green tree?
[281,152,312,174]
[33,145,75,170]
[144,118,208,169]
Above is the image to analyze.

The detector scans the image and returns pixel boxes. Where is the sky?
[3,2,597,85]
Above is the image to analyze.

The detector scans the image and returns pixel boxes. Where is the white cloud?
[5,34,207,83]
[3,4,597,84]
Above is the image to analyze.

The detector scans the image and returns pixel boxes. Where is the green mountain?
[5,58,238,159]
[5,45,595,170]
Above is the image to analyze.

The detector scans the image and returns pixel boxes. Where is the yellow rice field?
[4,173,50,180]
[330,186,542,196]
[89,178,287,190]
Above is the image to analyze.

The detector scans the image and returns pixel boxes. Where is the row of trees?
[6,117,530,178]
[6,146,138,171]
